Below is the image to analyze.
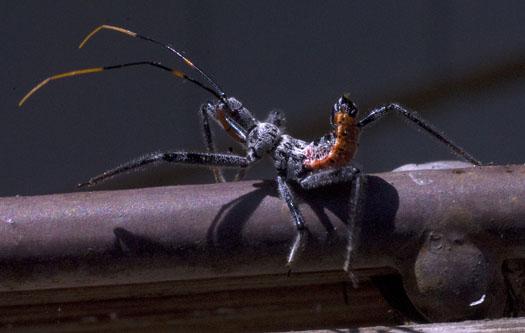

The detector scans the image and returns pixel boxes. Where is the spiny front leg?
[79,151,250,187]
[276,175,306,268]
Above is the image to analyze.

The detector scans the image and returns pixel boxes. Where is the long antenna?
[18,61,222,107]
[79,25,227,100]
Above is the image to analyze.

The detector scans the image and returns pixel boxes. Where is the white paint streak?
[469,294,486,306]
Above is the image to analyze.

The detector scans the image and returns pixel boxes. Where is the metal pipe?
[0,164,524,329]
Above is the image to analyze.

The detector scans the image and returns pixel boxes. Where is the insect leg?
[233,169,247,181]
[300,165,363,283]
[358,103,481,165]
[200,104,226,183]
[201,103,250,182]
[299,165,360,190]
[79,152,250,187]
[345,173,364,287]
[276,175,306,267]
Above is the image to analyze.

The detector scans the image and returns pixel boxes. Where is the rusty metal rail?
[0,164,524,331]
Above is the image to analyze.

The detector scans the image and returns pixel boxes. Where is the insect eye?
[330,94,358,126]
[336,94,358,116]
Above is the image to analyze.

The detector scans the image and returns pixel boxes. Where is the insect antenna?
[18,61,222,107]
[79,25,227,102]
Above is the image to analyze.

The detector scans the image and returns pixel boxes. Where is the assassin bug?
[19,25,482,267]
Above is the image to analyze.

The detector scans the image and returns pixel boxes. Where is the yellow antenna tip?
[18,79,49,107]
[79,24,137,49]
[18,67,104,107]
[184,58,195,67]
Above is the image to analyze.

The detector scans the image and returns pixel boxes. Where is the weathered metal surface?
[353,164,525,321]
[0,179,351,291]
[292,316,525,333]
[0,277,397,332]
[0,164,524,330]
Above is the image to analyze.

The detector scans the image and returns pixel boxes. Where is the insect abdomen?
[305,112,359,170]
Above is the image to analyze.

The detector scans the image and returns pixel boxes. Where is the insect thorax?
[247,122,282,160]
[272,135,309,180]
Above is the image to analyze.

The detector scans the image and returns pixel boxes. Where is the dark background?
[1,1,524,196]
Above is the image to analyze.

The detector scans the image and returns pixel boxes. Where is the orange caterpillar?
[304,101,360,170]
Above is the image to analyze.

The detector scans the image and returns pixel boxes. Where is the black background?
[2,1,525,196]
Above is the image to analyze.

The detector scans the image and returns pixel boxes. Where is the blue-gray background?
[1,1,524,196]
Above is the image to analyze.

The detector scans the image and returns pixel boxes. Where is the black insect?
[20,25,481,268]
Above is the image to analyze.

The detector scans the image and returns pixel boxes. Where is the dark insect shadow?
[205,180,275,252]
[113,227,171,256]
[203,178,361,270]
[204,177,380,259]
[358,175,399,244]
[108,175,400,265]
[298,181,354,236]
